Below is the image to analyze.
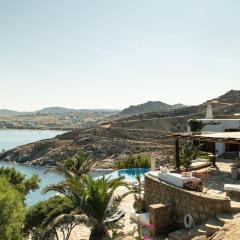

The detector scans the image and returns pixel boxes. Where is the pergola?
[172,132,240,169]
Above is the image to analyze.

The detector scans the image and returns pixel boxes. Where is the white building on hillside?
[188,105,240,155]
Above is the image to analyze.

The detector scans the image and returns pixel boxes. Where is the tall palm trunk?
[89,225,107,240]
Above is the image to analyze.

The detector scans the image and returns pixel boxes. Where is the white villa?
[187,105,240,156]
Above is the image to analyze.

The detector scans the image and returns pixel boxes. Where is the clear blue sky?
[0,0,239,111]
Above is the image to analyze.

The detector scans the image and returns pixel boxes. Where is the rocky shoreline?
[0,124,174,167]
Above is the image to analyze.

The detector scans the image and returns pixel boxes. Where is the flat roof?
[173,132,240,144]
[198,119,240,121]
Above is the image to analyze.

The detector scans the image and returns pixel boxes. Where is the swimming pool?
[101,168,149,182]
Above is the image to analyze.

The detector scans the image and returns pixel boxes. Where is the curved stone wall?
[144,173,231,224]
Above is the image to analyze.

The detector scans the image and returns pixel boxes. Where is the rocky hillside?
[120,101,186,116]
[0,90,239,167]
[0,125,175,166]
[117,90,240,121]
[119,90,240,118]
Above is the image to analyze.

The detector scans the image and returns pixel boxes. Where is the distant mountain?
[35,107,75,114]
[120,101,186,116]
[0,107,119,116]
[35,107,119,114]
[0,109,25,116]
[172,103,187,108]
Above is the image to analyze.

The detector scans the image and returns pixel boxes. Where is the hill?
[35,107,76,114]
[120,101,186,116]
[0,90,239,167]
[0,109,26,116]
[204,89,240,105]
[0,107,119,130]
[0,107,119,117]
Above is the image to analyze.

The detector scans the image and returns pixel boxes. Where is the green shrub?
[188,119,204,133]
[116,154,151,169]
[180,143,209,169]
[0,177,25,240]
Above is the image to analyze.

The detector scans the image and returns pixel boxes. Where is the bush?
[0,177,25,240]
[188,119,204,133]
[180,143,209,169]
[116,154,151,169]
[0,167,40,200]
[24,196,74,240]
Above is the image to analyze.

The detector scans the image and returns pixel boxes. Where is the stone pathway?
[193,158,240,215]
[203,158,240,197]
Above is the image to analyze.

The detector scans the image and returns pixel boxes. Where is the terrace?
[140,131,240,238]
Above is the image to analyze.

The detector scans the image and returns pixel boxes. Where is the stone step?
[197,229,207,235]
[216,213,233,224]
[230,200,240,213]
[168,228,199,240]
[205,219,223,237]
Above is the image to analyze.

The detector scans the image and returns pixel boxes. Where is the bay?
[0,129,66,206]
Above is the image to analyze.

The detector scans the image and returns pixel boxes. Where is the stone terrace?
[203,158,240,197]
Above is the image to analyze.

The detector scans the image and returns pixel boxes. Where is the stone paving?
[202,158,240,197]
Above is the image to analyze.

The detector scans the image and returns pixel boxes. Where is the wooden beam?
[172,133,240,145]
[175,138,180,169]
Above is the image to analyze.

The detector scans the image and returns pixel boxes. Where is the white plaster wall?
[200,119,240,133]
[215,143,225,155]
[188,119,240,155]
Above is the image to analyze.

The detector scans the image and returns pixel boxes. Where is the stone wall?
[149,203,174,235]
[144,173,231,232]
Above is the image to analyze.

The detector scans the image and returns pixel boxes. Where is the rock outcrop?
[0,126,174,166]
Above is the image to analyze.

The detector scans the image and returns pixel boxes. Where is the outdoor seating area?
[125,130,240,239]
[158,172,201,188]
[203,158,240,198]
[137,131,240,238]
[190,158,211,170]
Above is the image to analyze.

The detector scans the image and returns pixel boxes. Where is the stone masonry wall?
[149,203,174,235]
[144,174,231,226]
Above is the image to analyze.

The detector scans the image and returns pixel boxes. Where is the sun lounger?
[148,171,159,178]
[130,211,149,225]
[190,158,211,170]
[104,210,125,223]
[158,172,201,188]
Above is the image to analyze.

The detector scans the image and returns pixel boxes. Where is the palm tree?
[42,212,89,240]
[47,151,96,178]
[44,174,131,240]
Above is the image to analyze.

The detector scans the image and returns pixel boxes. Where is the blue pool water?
[0,162,149,206]
[102,168,149,182]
